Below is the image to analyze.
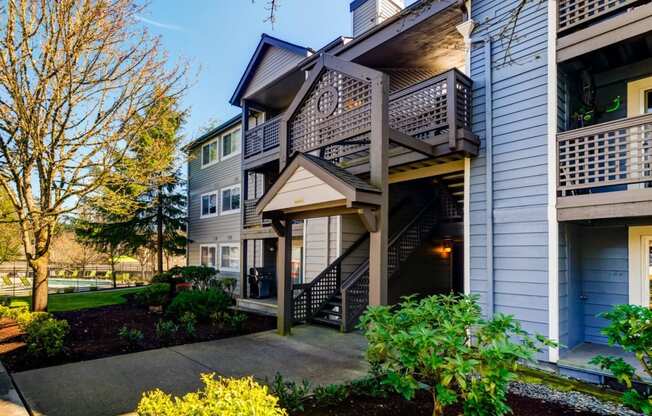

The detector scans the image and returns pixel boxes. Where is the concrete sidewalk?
[11,326,368,416]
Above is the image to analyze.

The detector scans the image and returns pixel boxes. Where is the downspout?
[484,38,494,317]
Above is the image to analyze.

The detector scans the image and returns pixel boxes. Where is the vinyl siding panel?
[187,128,242,275]
[352,0,376,37]
[243,47,305,99]
[469,0,551,344]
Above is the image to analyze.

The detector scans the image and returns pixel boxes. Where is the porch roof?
[255,153,381,218]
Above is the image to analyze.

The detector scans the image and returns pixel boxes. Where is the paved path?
[12,326,368,416]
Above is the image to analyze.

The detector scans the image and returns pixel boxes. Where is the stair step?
[311,316,341,327]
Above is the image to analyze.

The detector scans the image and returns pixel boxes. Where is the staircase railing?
[291,197,412,323]
[341,198,440,332]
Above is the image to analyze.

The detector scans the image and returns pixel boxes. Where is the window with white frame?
[219,243,240,272]
[200,191,218,217]
[200,244,217,268]
[220,185,240,215]
[221,129,241,160]
[201,140,218,167]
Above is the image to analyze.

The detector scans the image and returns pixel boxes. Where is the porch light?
[434,239,453,257]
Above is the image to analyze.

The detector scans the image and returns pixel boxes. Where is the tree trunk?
[29,255,49,312]
[157,186,164,274]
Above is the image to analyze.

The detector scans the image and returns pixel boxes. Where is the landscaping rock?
[509,381,641,416]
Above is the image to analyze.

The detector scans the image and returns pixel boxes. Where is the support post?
[239,101,250,298]
[368,73,390,306]
[276,217,293,335]
[239,239,248,298]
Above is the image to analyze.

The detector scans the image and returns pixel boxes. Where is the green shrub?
[225,311,247,331]
[118,326,144,349]
[313,383,349,406]
[179,311,197,336]
[267,372,311,413]
[136,373,286,416]
[24,315,69,358]
[359,294,555,416]
[16,310,50,330]
[155,320,178,344]
[166,288,233,322]
[135,283,170,307]
[590,304,652,415]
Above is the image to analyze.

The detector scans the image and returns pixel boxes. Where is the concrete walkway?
[11,326,368,416]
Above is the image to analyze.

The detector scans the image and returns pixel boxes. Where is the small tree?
[591,304,652,415]
[359,294,555,416]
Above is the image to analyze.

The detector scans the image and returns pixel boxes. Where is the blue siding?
[578,226,629,345]
[469,0,551,344]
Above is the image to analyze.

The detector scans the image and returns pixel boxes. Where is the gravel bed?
[509,381,641,416]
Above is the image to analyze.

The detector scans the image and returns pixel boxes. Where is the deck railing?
[243,198,270,228]
[557,113,652,195]
[243,116,282,159]
[558,0,639,32]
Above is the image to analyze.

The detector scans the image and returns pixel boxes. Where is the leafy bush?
[136,373,287,416]
[23,315,69,358]
[359,294,555,416]
[16,310,50,330]
[179,311,197,336]
[590,304,652,415]
[153,266,219,291]
[313,383,349,406]
[155,320,178,344]
[225,311,247,331]
[268,372,311,413]
[166,288,233,322]
[118,326,144,349]
[135,283,170,307]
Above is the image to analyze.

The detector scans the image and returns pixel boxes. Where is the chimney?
[351,0,405,38]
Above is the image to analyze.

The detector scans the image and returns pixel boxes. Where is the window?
[200,191,218,217]
[221,129,241,160]
[645,89,652,114]
[201,140,218,167]
[219,243,240,272]
[200,245,217,268]
[220,185,240,215]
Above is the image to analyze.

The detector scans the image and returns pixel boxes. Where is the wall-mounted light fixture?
[434,238,454,258]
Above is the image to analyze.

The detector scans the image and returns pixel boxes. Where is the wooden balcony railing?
[243,198,270,228]
[558,0,639,32]
[557,113,652,195]
[243,116,281,159]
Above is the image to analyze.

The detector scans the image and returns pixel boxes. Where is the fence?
[0,262,159,297]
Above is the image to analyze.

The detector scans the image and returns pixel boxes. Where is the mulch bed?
[297,390,606,416]
[0,297,275,373]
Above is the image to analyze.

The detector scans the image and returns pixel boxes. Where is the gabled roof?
[229,34,313,106]
[183,114,241,152]
[256,153,381,216]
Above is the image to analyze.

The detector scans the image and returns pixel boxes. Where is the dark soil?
[0,297,275,373]
[297,390,605,416]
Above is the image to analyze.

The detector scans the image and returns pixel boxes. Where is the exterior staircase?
[291,187,458,331]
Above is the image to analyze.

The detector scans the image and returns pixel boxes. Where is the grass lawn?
[9,287,148,312]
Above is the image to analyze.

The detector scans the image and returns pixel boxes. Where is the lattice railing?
[557,114,652,195]
[243,198,270,228]
[558,0,639,32]
[244,116,281,159]
[286,68,473,162]
[341,198,440,332]
[292,231,369,323]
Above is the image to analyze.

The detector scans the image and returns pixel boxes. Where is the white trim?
[218,242,240,273]
[547,0,560,363]
[219,184,241,216]
[220,127,242,161]
[628,226,652,306]
[463,157,471,295]
[199,190,219,218]
[201,140,219,168]
[199,244,218,268]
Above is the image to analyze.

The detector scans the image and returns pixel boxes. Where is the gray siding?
[243,47,305,99]
[352,0,376,37]
[340,214,369,276]
[187,126,242,274]
[303,216,340,282]
[469,0,550,340]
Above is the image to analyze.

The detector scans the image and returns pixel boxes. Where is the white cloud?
[135,15,183,31]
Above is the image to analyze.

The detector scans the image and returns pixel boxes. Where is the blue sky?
[140,1,356,143]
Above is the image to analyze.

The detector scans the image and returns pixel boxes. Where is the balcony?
[243,116,281,169]
[557,0,652,62]
[557,113,652,220]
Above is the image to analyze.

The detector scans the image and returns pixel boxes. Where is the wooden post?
[276,217,293,335]
[239,101,250,299]
[368,73,390,306]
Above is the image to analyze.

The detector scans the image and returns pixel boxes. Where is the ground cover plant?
[590,304,652,414]
[358,294,556,416]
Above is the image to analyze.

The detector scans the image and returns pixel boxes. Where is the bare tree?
[0,0,185,311]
